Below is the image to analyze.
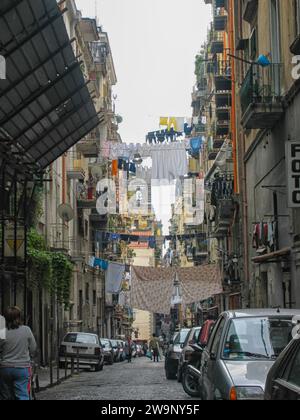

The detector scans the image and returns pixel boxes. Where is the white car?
[59,332,104,372]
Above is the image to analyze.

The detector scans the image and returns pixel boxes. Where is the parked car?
[136,344,144,357]
[131,343,137,358]
[265,337,300,400]
[198,309,300,400]
[110,339,121,363]
[181,320,216,398]
[101,338,114,365]
[59,332,104,372]
[165,328,190,380]
[177,326,202,382]
[118,340,126,361]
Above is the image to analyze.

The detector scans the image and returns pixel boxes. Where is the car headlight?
[230,386,264,401]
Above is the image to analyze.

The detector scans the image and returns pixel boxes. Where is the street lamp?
[171,273,183,329]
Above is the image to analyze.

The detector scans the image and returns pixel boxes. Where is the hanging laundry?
[193,117,199,125]
[189,158,200,174]
[190,137,203,155]
[129,162,136,174]
[106,263,125,294]
[184,123,193,136]
[176,117,185,133]
[151,143,188,180]
[101,140,111,159]
[94,258,109,270]
[110,233,121,241]
[168,117,178,131]
[112,160,118,176]
[160,117,169,126]
[149,237,156,249]
[268,222,274,248]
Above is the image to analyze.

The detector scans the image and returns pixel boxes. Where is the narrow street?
[38,358,192,401]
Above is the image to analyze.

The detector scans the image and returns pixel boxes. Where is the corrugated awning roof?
[0,0,99,174]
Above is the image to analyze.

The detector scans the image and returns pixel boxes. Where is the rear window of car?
[101,339,111,348]
[174,329,190,345]
[64,334,98,345]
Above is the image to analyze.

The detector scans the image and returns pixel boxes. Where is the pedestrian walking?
[125,336,133,363]
[0,307,37,400]
[149,334,160,363]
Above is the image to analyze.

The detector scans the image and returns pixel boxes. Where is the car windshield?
[223,317,293,361]
[194,328,201,342]
[64,334,97,345]
[101,340,111,348]
[174,329,190,345]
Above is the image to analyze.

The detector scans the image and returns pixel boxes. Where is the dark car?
[101,338,114,365]
[165,328,190,380]
[265,337,300,400]
[177,327,202,382]
[59,332,104,372]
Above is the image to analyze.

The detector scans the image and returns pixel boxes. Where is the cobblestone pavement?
[38,357,195,400]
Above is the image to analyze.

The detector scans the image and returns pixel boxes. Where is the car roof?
[221,309,300,319]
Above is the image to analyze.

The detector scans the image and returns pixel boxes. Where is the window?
[296,0,300,35]
[287,344,300,388]
[93,290,97,306]
[210,318,226,356]
[65,334,97,344]
[270,0,281,62]
[223,318,293,361]
[85,283,90,303]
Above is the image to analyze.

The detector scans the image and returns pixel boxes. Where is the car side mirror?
[210,352,217,361]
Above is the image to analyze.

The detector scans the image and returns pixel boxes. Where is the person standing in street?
[149,334,160,363]
[0,307,37,400]
[125,336,133,363]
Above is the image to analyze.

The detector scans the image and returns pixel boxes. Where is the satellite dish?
[58,204,74,223]
[91,165,103,179]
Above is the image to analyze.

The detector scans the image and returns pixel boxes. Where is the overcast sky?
[75,0,211,233]
[75,0,211,143]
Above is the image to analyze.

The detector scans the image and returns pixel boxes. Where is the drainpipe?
[229,0,238,194]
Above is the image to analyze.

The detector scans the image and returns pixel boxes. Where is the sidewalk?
[37,365,80,391]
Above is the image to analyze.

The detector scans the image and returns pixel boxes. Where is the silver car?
[199,309,300,400]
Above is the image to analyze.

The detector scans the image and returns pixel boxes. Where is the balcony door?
[270,0,281,96]
[270,0,281,63]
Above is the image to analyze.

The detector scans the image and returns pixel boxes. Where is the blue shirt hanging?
[190,137,203,155]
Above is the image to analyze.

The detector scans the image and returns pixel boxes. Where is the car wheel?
[95,360,104,372]
[165,366,177,380]
[182,371,201,398]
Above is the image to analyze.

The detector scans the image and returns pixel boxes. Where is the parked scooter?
[182,343,203,398]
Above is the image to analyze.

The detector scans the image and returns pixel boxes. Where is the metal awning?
[0,0,99,174]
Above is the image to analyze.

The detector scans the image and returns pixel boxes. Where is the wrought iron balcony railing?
[240,63,284,129]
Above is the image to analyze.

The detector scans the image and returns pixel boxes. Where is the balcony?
[209,32,224,55]
[240,64,284,130]
[213,15,227,32]
[76,137,99,158]
[50,223,70,253]
[77,186,97,210]
[213,60,232,92]
[67,159,85,180]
